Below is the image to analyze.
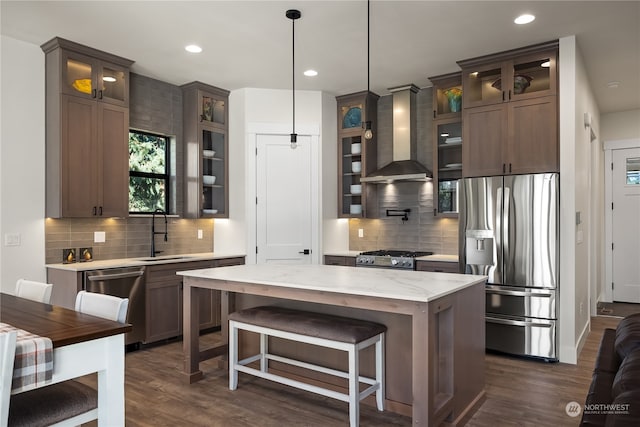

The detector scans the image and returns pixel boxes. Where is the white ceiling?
[2,1,639,114]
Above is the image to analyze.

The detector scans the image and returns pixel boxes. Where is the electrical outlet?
[94,231,106,243]
[358,228,364,238]
[197,229,203,239]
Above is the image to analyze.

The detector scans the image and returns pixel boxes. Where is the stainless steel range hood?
[361,84,433,183]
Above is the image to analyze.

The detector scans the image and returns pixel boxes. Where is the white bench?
[229,306,386,427]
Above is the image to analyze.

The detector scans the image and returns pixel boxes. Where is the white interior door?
[256,134,312,264]
[612,147,640,302]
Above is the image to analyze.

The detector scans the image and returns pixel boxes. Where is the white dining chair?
[74,291,129,323]
[1,331,17,427]
[7,292,130,426]
[14,279,53,304]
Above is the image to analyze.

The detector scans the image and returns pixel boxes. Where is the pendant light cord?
[367,0,370,93]
[286,9,301,145]
[292,16,296,137]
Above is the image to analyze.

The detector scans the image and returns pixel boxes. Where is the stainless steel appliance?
[459,173,559,361]
[84,266,146,345]
[356,250,433,270]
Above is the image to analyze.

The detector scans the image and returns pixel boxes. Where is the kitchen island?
[179,264,486,426]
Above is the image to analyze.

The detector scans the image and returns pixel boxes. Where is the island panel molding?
[179,264,486,425]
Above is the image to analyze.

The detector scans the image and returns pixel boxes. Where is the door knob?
[298,249,311,255]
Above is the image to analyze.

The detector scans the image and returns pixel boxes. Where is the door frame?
[604,138,640,302]
[245,122,321,265]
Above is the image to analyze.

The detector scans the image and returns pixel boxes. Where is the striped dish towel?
[0,322,53,392]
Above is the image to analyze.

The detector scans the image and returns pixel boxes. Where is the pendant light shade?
[362,0,373,141]
[286,9,301,149]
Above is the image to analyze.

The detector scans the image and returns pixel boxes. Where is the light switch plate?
[4,233,21,246]
[94,231,106,243]
[197,229,203,239]
[358,228,364,238]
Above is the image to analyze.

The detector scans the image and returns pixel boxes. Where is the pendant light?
[286,9,301,149]
[362,0,373,140]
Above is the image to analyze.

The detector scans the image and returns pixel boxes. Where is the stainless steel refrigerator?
[459,173,559,361]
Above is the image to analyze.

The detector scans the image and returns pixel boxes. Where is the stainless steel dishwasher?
[84,266,146,346]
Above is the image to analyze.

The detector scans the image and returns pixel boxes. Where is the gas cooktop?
[356,250,433,269]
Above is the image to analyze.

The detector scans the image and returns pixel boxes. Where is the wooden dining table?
[1,293,131,425]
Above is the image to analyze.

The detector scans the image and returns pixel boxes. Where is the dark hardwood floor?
[82,316,620,426]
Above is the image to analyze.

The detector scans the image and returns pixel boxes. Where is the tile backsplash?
[348,181,458,255]
[347,87,458,256]
[45,217,214,264]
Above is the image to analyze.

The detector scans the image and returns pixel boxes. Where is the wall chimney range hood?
[361,84,433,183]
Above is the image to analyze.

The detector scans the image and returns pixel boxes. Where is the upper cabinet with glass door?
[182,82,230,219]
[458,40,557,109]
[336,91,379,218]
[42,37,132,107]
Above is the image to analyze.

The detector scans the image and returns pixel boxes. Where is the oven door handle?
[87,271,145,281]
[486,316,553,328]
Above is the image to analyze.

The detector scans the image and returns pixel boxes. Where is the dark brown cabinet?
[336,91,379,218]
[42,37,133,218]
[145,257,245,344]
[429,72,462,216]
[182,82,230,218]
[415,260,460,273]
[324,255,356,267]
[458,41,558,178]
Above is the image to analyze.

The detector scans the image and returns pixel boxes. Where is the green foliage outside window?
[129,131,169,213]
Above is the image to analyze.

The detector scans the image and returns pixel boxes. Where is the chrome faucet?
[151,209,168,257]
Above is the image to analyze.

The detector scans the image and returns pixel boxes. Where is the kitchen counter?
[179,264,482,303]
[322,250,361,257]
[416,254,459,263]
[179,264,486,425]
[46,252,246,271]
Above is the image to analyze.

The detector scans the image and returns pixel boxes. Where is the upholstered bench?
[229,306,387,427]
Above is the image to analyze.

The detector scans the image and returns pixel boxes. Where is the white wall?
[601,109,640,141]
[558,36,604,363]
[217,88,343,263]
[0,35,47,293]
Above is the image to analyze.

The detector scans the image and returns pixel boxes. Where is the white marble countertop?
[179,264,485,303]
[323,250,361,257]
[45,252,246,271]
[416,254,459,263]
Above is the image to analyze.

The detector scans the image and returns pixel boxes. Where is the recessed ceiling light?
[541,61,550,68]
[304,69,318,77]
[185,44,202,53]
[607,81,620,89]
[102,76,116,82]
[514,14,535,25]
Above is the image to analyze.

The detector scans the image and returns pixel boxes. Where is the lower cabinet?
[145,257,245,344]
[415,260,460,273]
[324,255,357,267]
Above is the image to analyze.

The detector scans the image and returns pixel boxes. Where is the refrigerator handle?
[495,186,503,282]
[502,186,510,268]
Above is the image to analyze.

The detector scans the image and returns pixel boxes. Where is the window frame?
[128,129,171,214]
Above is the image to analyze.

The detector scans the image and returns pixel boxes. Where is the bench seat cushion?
[229,306,387,344]
[9,380,97,427]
